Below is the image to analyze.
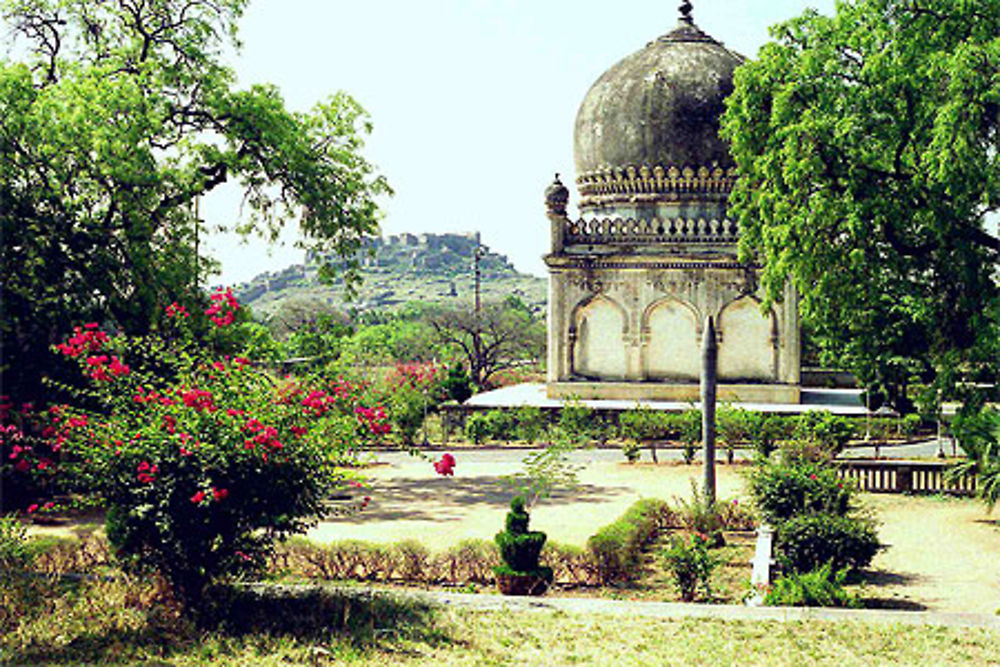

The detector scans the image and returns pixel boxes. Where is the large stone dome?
[573,16,743,192]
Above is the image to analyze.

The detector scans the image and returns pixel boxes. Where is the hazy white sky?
[198,0,838,284]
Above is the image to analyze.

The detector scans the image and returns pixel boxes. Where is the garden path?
[307,449,1000,615]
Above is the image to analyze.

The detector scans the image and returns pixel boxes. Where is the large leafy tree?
[721,0,1000,413]
[0,0,389,401]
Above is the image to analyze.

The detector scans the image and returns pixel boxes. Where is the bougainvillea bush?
[49,290,395,609]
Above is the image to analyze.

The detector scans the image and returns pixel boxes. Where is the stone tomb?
[543,7,800,403]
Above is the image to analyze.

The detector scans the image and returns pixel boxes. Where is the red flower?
[190,490,207,504]
[213,487,229,501]
[15,459,29,472]
[434,453,456,476]
[27,503,38,513]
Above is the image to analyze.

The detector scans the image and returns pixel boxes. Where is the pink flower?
[27,503,38,514]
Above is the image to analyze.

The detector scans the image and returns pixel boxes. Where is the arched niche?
[644,298,700,381]
[572,295,627,380]
[717,297,777,382]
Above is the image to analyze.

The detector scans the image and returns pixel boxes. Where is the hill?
[232,232,547,319]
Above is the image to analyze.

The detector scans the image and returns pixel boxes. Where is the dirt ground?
[27,449,1000,614]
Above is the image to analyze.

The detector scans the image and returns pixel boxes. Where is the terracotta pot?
[496,572,550,596]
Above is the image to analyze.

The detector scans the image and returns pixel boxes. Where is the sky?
[199,0,838,285]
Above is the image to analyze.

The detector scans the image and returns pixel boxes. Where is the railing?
[564,217,738,246]
[835,460,977,496]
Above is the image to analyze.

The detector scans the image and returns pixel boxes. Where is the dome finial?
[679,0,694,25]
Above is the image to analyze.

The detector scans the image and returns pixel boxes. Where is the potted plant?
[494,496,553,595]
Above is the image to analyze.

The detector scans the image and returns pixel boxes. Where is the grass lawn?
[4,577,1000,666]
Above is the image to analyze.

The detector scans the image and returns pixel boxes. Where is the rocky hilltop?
[232,232,547,317]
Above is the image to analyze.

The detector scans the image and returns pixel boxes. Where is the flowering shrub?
[51,304,395,610]
[1,400,63,509]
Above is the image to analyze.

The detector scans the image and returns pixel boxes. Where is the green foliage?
[494,496,552,583]
[504,431,581,508]
[385,383,426,446]
[441,363,473,404]
[776,512,881,574]
[0,514,32,572]
[514,406,546,444]
[794,411,854,456]
[747,459,853,524]
[464,413,489,445]
[721,0,1000,414]
[622,440,642,463]
[764,562,859,608]
[483,409,516,443]
[673,482,725,546]
[949,407,1000,511]
[557,399,594,445]
[661,533,721,602]
[0,0,389,404]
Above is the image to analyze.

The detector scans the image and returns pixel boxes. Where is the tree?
[721,0,1000,412]
[430,298,545,390]
[0,0,389,403]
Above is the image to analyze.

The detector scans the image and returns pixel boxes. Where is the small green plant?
[494,497,553,588]
[764,562,860,608]
[673,481,725,546]
[622,440,641,463]
[661,533,720,602]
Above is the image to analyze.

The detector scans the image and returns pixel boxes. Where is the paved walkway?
[246,583,1000,629]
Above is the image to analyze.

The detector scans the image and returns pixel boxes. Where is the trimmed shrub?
[776,512,880,573]
[621,440,642,463]
[586,498,672,585]
[494,497,553,583]
[392,540,433,583]
[586,520,639,585]
[438,539,498,584]
[764,562,859,607]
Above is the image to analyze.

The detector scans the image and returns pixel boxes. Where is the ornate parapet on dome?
[577,164,736,208]
[564,216,738,246]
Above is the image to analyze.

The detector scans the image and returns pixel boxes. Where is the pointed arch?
[571,294,627,380]
[643,297,700,381]
[717,296,778,382]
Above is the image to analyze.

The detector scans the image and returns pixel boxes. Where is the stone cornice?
[577,163,736,207]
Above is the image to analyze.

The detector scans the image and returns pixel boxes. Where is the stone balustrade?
[835,460,977,496]
[564,217,739,245]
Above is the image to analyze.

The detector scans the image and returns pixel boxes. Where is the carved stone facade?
[544,8,801,403]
